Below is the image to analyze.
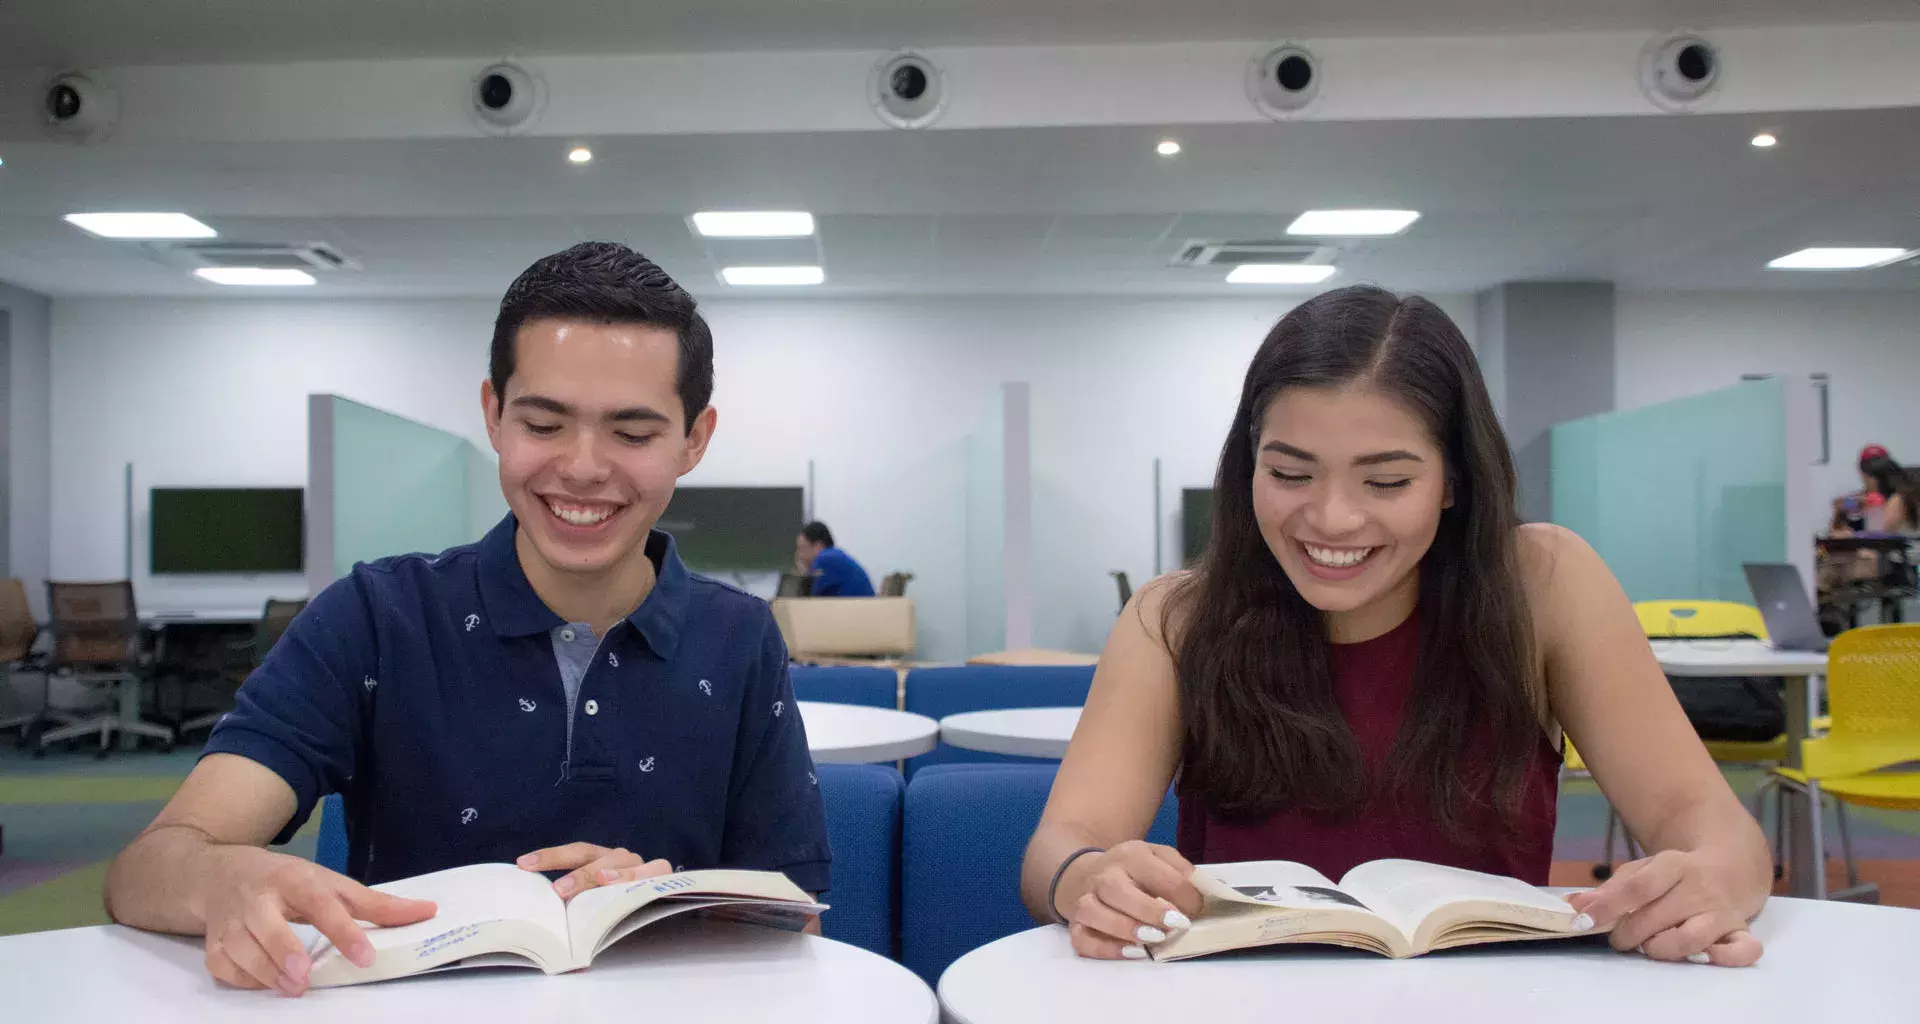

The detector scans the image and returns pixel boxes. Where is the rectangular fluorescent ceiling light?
[692,211,815,238]
[194,267,316,286]
[1286,209,1421,237]
[65,212,217,239]
[1227,264,1337,285]
[1766,247,1912,270]
[721,265,824,286]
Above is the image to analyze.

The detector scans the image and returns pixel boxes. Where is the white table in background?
[939,707,1081,758]
[1650,639,1833,899]
[940,897,1918,1024]
[0,917,936,1024]
[799,701,938,763]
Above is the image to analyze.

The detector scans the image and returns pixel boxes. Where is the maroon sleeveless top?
[1175,611,1562,883]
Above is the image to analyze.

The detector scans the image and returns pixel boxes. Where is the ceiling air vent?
[1171,240,1333,267]
[164,241,359,273]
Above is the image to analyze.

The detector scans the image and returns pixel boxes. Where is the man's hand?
[516,843,673,900]
[201,847,437,996]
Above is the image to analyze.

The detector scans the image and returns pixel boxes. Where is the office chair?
[1110,570,1132,613]
[880,572,914,598]
[37,581,173,757]
[178,598,309,739]
[0,579,58,747]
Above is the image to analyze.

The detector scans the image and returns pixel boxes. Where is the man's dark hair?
[490,242,714,432]
[801,522,835,548]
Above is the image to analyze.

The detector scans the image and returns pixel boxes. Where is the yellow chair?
[1760,624,1920,899]
[1634,600,1789,763]
[1562,738,1641,879]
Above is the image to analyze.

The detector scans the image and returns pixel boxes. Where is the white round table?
[1648,638,1827,677]
[939,897,1919,1024]
[799,701,938,763]
[0,917,935,1023]
[939,707,1081,758]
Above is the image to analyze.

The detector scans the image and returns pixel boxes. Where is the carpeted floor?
[1,748,1915,938]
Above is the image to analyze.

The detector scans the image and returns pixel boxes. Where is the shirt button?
[560,629,575,642]
[584,699,599,716]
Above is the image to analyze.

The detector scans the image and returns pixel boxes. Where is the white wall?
[2,282,51,617]
[1615,290,1920,505]
[48,292,1476,659]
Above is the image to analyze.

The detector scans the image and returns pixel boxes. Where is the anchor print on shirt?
[518,698,537,712]
[698,679,712,697]
[772,700,785,718]
[463,613,481,632]
[459,807,478,825]
[363,676,377,692]
[608,653,619,668]
[638,757,657,773]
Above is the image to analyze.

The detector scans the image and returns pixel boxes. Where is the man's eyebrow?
[606,407,672,424]
[509,395,571,416]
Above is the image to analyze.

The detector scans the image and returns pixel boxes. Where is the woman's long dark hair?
[1862,455,1920,528]
[1165,285,1541,842]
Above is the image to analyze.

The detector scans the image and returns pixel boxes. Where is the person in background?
[1021,285,1769,968]
[103,243,828,997]
[794,522,876,597]
[1831,444,1918,534]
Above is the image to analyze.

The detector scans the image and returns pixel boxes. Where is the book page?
[1337,860,1575,944]
[307,863,570,971]
[565,869,817,962]
[1190,860,1350,909]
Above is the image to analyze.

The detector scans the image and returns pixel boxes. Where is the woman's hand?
[515,843,673,901]
[1055,841,1205,961]
[1566,849,1765,966]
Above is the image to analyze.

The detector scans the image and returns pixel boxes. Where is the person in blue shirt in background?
[795,522,876,597]
[103,243,828,997]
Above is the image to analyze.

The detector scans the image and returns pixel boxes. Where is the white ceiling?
[6,0,1918,66]
[1,107,1916,299]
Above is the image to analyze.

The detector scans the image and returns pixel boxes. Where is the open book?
[1150,859,1603,961]
[304,863,826,987]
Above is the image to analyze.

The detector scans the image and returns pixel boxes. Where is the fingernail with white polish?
[1121,944,1148,960]
[1135,925,1166,944]
[1687,952,1711,965]
[1570,913,1594,931]
[1636,945,1648,956]
[1163,909,1192,931]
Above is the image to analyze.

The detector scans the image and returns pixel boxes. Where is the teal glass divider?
[327,397,500,573]
[1550,379,1787,603]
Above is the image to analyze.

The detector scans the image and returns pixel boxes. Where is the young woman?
[1020,286,1770,967]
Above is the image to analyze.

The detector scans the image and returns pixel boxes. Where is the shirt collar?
[476,514,690,660]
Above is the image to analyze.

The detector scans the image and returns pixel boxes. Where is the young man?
[794,522,875,597]
[104,243,829,997]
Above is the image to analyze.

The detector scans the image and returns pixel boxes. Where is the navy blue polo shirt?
[810,547,875,597]
[204,514,830,893]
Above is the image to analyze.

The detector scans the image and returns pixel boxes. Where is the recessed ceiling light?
[194,267,317,286]
[1766,247,1911,271]
[1226,264,1337,285]
[1750,131,1778,148]
[568,146,593,164]
[1286,209,1421,237]
[65,212,217,239]
[1156,139,1182,157]
[692,211,815,238]
[721,265,825,286]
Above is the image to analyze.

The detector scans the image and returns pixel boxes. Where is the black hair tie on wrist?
[1047,846,1106,924]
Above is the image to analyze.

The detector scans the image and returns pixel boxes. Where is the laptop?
[1742,563,1830,652]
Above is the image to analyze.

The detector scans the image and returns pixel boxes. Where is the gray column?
[1475,282,1615,522]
